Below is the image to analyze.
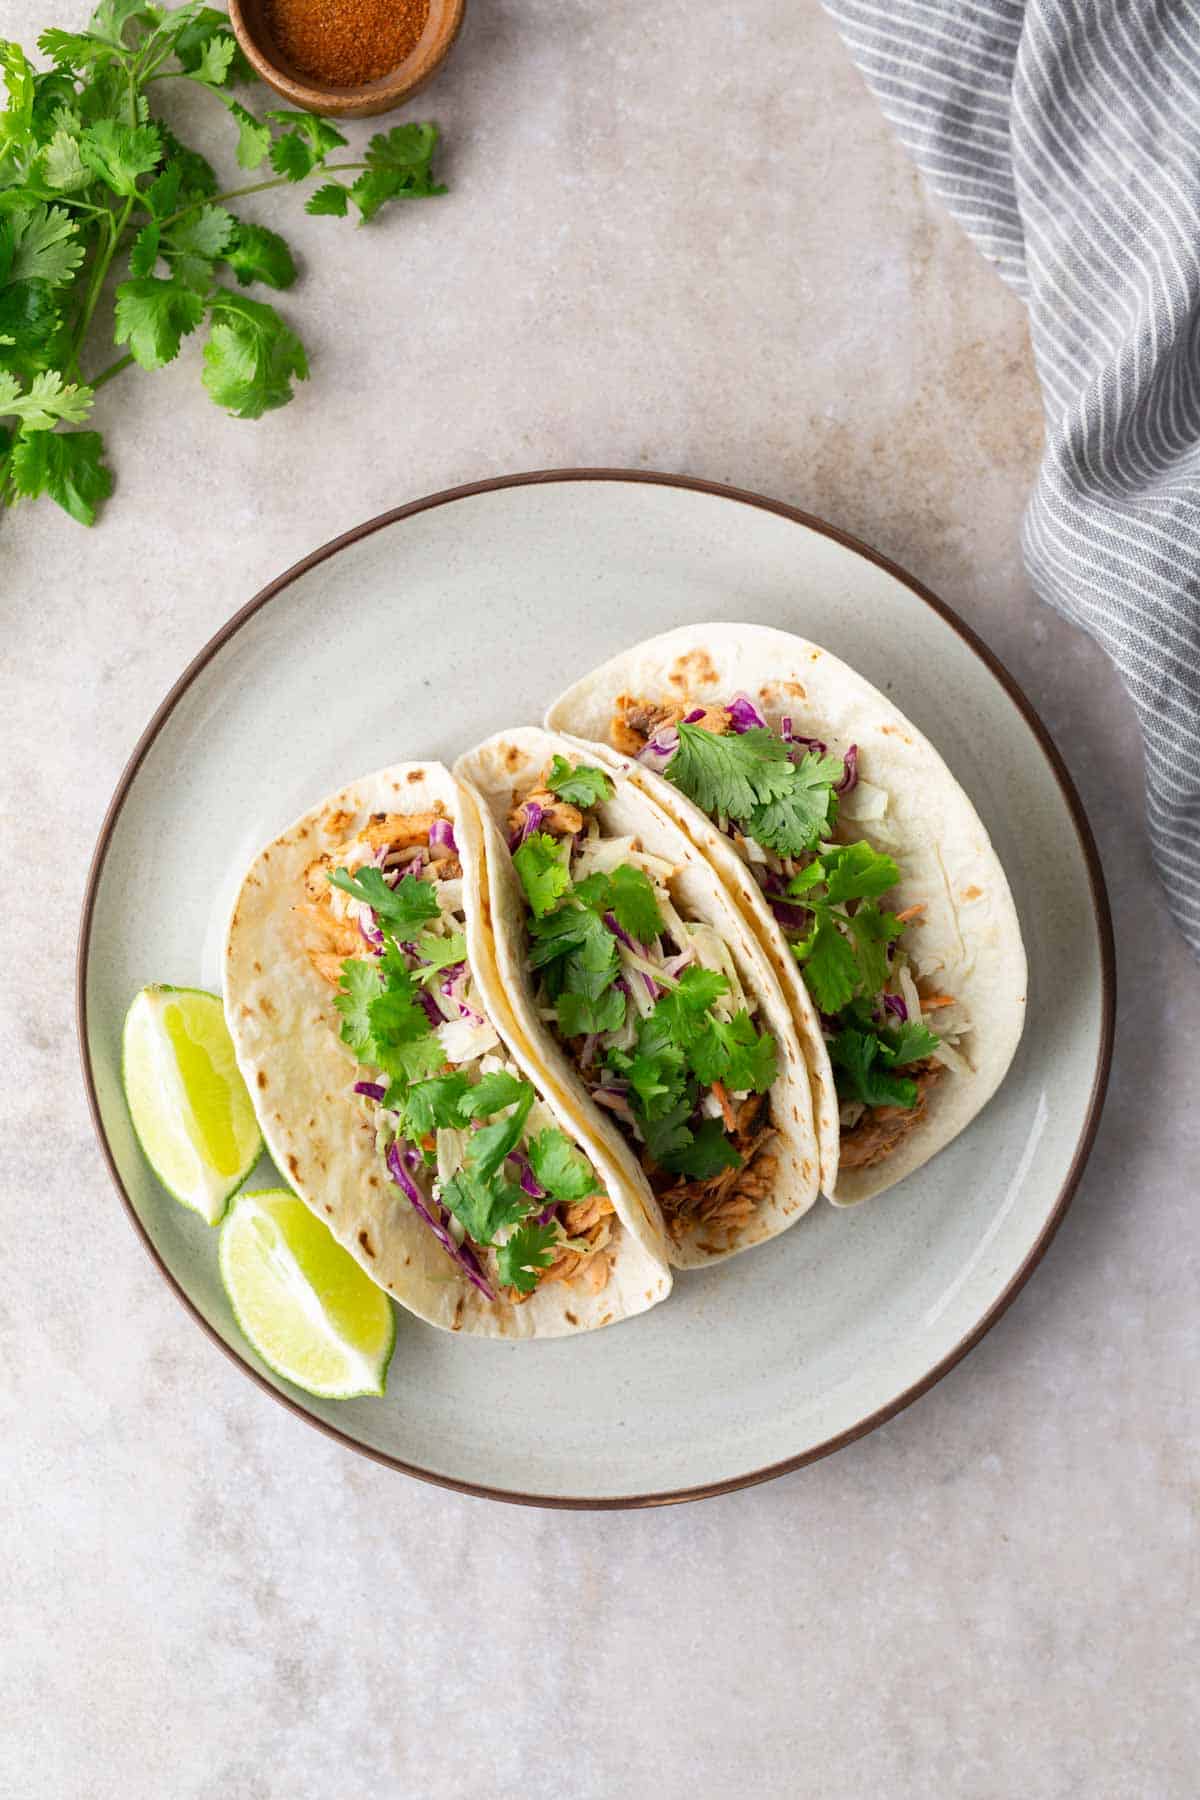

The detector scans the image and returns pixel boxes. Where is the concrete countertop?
[2,3,1193,1795]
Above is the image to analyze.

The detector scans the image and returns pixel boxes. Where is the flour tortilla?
[545,623,1027,1205]
[223,761,671,1338]
[453,726,820,1268]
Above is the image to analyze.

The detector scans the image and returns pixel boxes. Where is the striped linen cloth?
[822,0,1200,953]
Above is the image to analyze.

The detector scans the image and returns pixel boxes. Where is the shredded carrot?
[895,903,927,924]
[711,1080,737,1132]
[919,993,956,1009]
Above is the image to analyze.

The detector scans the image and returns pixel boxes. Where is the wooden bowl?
[228,0,466,119]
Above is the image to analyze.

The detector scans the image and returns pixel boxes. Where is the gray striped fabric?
[822,0,1200,953]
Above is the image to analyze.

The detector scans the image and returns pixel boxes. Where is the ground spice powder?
[265,0,431,88]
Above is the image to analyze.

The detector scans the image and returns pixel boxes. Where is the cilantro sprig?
[786,842,904,1014]
[666,723,844,857]
[544,755,613,809]
[0,5,447,524]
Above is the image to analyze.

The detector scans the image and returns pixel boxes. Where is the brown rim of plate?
[76,468,1116,1512]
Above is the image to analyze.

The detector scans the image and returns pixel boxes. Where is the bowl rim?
[75,467,1117,1510]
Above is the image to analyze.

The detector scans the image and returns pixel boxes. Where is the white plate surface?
[79,472,1113,1506]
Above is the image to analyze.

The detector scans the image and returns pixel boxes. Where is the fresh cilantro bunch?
[667,722,845,858]
[0,2,445,523]
[510,777,778,1181]
[787,843,941,1109]
[329,863,600,1295]
[826,1015,941,1110]
[607,966,777,1179]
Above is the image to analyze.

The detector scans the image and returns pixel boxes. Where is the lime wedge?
[219,1190,395,1399]
[122,985,262,1225]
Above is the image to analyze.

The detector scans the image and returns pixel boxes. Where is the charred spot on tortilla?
[253,961,262,974]
[503,742,521,771]
[260,995,275,1019]
[452,1298,464,1330]
[406,770,422,783]
[323,807,354,836]
[961,885,983,900]
[358,1230,375,1257]
[286,1154,300,1177]
[256,1069,268,1089]
[565,1310,579,1326]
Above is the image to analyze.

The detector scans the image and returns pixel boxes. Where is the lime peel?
[219,1189,395,1400]
[122,985,262,1225]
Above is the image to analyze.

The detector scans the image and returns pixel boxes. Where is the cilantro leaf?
[40,129,89,193]
[113,276,204,369]
[266,110,347,159]
[305,182,349,218]
[652,965,730,1048]
[333,957,381,1059]
[846,903,902,1000]
[512,832,571,918]
[792,909,859,1014]
[327,864,441,934]
[4,204,83,286]
[7,428,111,524]
[660,1118,743,1180]
[201,290,308,418]
[126,222,159,278]
[607,864,663,943]
[368,978,446,1084]
[365,122,440,171]
[0,369,93,430]
[639,1097,695,1166]
[188,31,235,88]
[689,1009,777,1093]
[222,221,296,290]
[827,1030,919,1109]
[78,119,161,195]
[224,100,271,171]
[607,1031,688,1119]
[545,755,613,808]
[165,202,234,263]
[667,723,795,819]
[747,750,843,857]
[413,929,466,983]
[880,1020,941,1066]
[496,1219,558,1294]
[442,1165,529,1249]
[466,1084,535,1181]
[556,985,626,1038]
[399,1071,472,1135]
[459,1071,530,1120]
[527,1129,598,1201]
[791,840,899,905]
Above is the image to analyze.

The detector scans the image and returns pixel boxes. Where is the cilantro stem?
[70,198,135,383]
[155,165,371,229]
[90,352,135,390]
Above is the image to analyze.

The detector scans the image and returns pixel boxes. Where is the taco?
[453,728,820,1266]
[223,762,672,1338]
[545,623,1027,1205]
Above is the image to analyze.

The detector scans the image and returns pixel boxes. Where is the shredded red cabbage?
[835,744,859,794]
[535,1202,559,1226]
[416,988,444,1028]
[604,911,659,998]
[727,691,766,732]
[508,1149,545,1200]
[640,726,679,763]
[882,992,908,1023]
[353,1080,386,1101]
[385,1140,496,1301]
[683,707,706,724]
[508,799,543,851]
[429,817,457,854]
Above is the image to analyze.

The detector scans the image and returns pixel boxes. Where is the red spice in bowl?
[264,0,431,88]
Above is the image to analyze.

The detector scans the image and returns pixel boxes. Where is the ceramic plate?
[78,472,1114,1507]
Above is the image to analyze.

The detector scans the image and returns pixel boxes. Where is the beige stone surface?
[1,3,1194,1797]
